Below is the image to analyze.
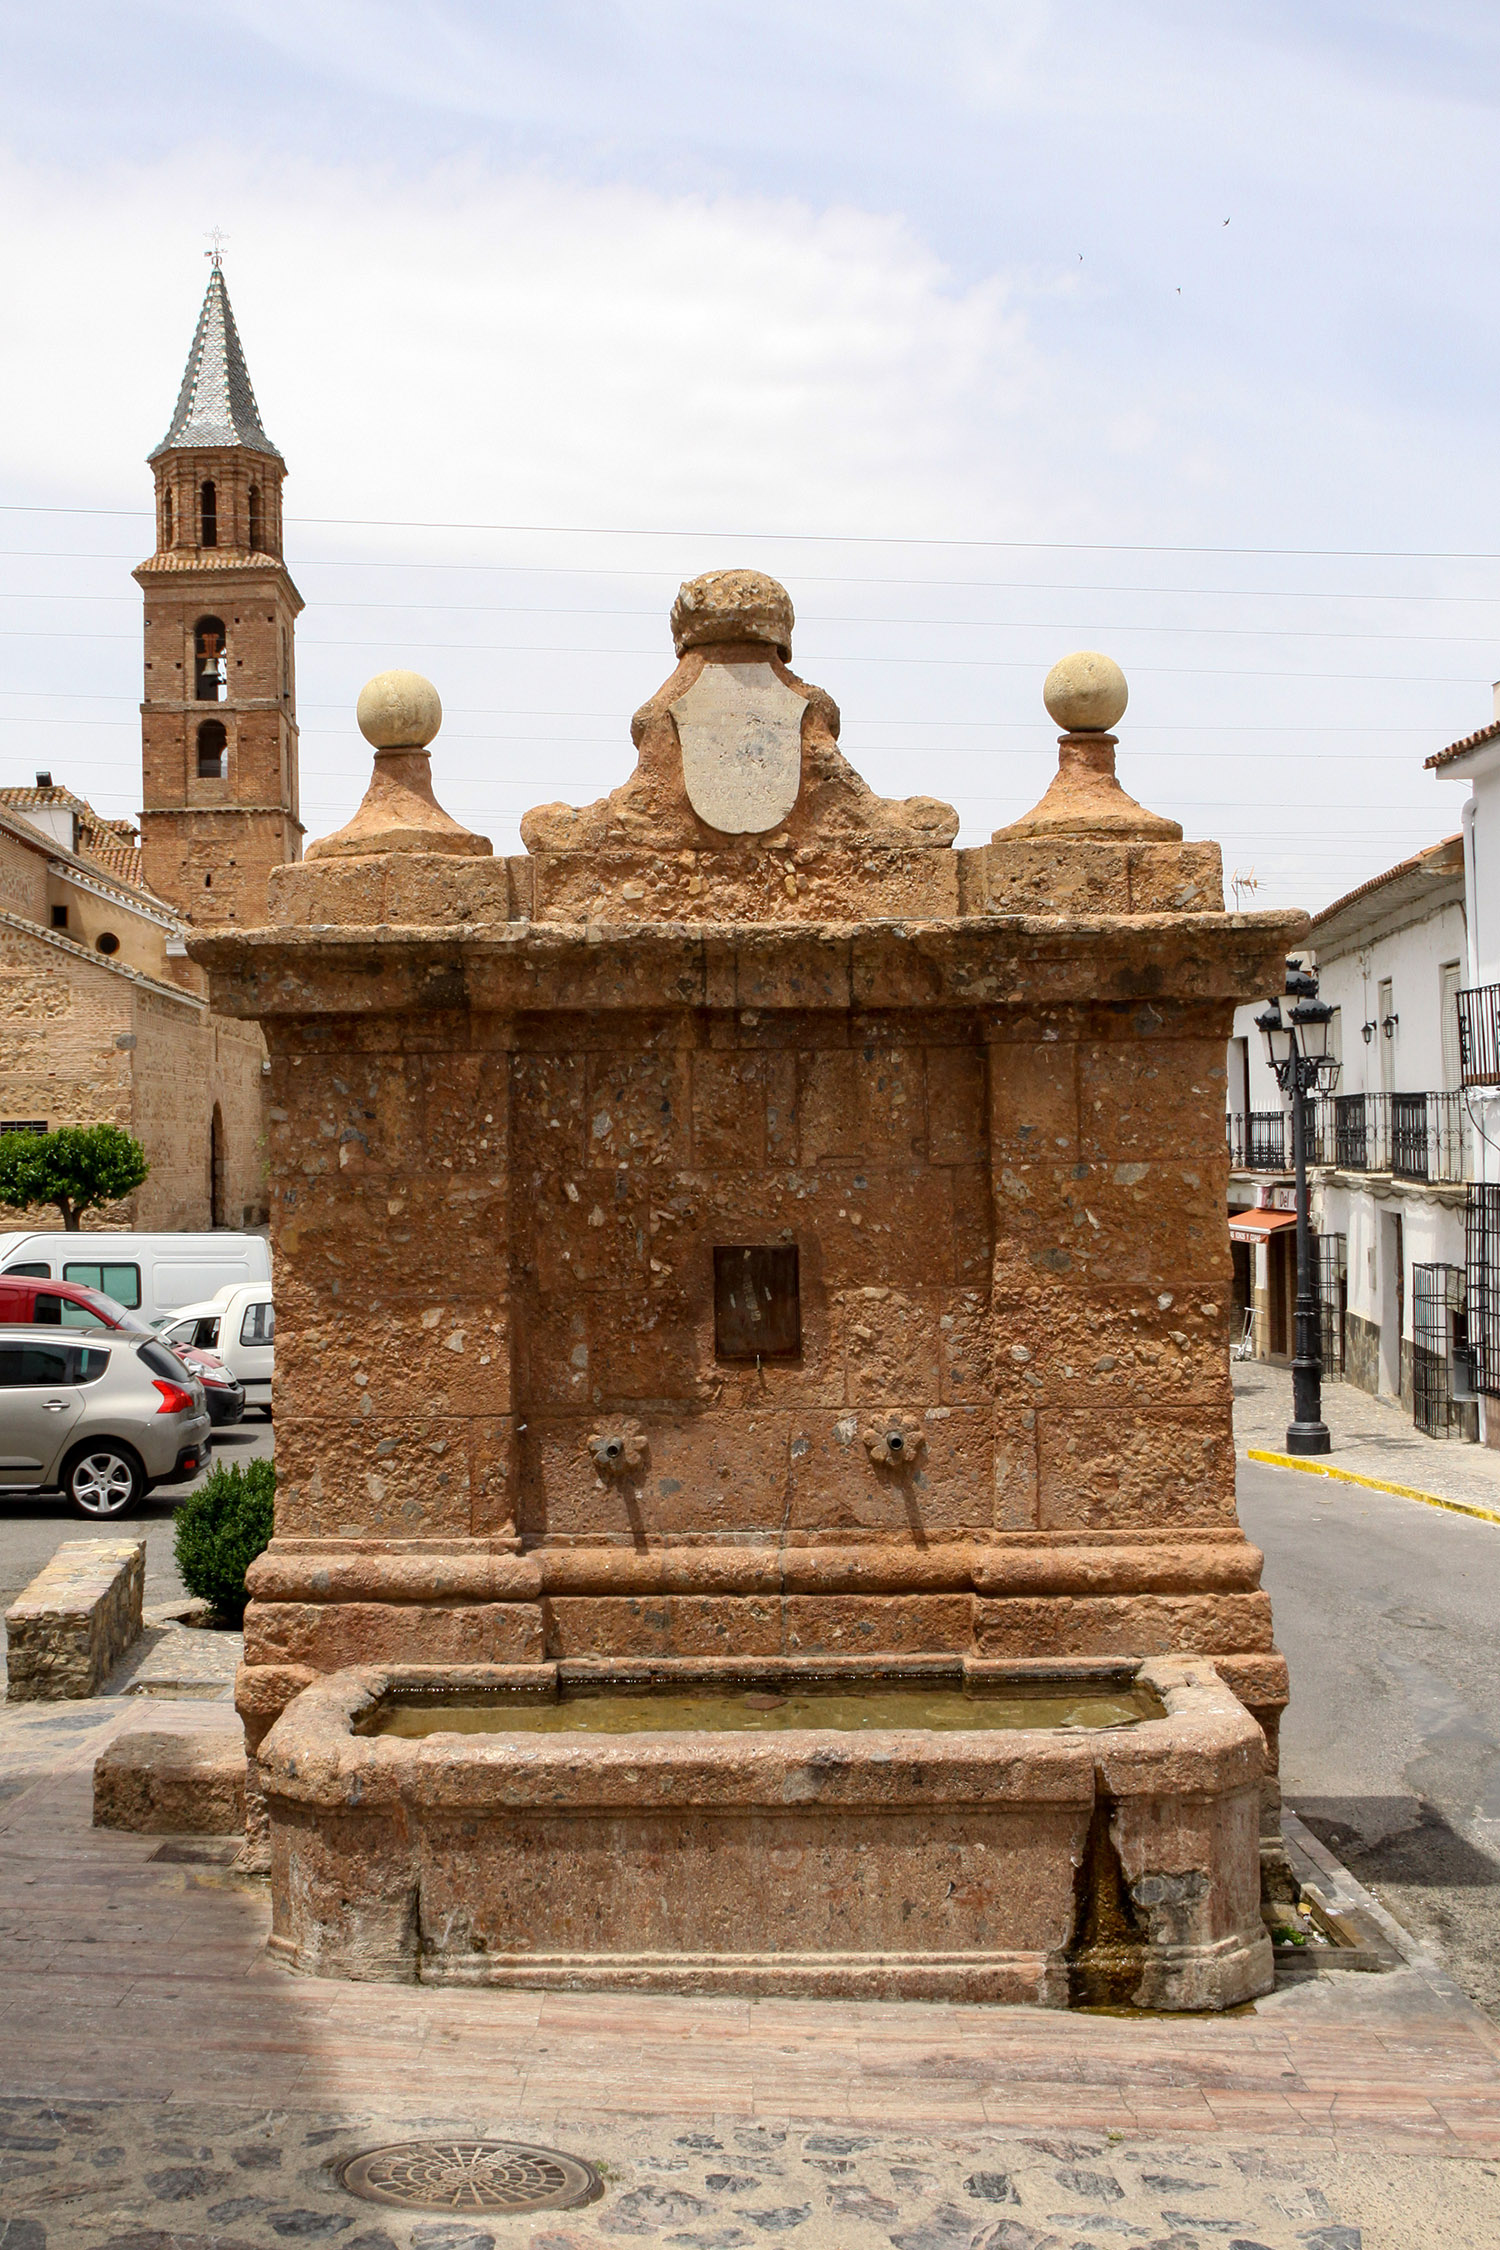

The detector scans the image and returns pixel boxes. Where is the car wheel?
[63,1443,145,1520]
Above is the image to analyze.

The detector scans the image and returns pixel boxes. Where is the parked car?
[158,1284,274,1416]
[0,1231,271,1332]
[169,1348,245,1427]
[0,1275,244,1426]
[0,1326,211,1517]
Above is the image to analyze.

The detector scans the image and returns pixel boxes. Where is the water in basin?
[368,1679,1165,1738]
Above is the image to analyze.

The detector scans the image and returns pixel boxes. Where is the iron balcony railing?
[1226,1111,1287,1170]
[1457,984,1500,1086]
[1309,1091,1470,1184]
[1228,1093,1472,1184]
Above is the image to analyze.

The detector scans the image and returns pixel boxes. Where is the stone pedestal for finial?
[275,669,518,925]
[310,670,492,860]
[976,650,1222,915]
[193,582,1306,1947]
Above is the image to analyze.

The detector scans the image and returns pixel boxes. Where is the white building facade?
[1429,693,1500,1446]
[1226,836,1478,1442]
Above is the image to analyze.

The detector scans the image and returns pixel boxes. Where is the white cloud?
[0,133,1482,901]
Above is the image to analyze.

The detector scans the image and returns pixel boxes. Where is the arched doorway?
[210,1102,226,1228]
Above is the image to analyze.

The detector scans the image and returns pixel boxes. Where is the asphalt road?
[0,1412,273,1647]
[1240,1454,1500,2019]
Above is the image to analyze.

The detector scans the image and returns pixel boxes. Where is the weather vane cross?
[204,227,229,270]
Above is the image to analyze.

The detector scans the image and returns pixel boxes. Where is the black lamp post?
[1255,966,1338,1456]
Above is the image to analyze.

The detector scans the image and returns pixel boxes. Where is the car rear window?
[241,1301,276,1345]
[75,1346,109,1385]
[63,1261,141,1310]
[136,1339,188,1383]
[0,1342,73,1387]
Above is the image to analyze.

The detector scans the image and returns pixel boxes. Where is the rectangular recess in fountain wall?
[713,1244,801,1360]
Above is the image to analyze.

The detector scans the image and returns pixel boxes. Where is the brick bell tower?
[135,253,303,926]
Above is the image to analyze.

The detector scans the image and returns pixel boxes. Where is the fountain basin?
[260,1653,1273,2010]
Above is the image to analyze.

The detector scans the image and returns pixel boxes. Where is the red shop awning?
[1227,1209,1298,1244]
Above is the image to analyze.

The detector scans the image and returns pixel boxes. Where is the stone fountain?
[194,572,1303,2008]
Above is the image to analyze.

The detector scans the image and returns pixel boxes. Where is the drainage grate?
[336,2139,602,2214]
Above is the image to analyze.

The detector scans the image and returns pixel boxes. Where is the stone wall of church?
[0,919,266,1229]
[0,825,48,925]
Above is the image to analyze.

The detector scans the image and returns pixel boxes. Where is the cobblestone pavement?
[1232,1367,1500,1516]
[3,1698,1500,2249]
[3,2091,1498,2250]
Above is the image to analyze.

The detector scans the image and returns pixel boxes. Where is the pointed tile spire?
[150,262,282,461]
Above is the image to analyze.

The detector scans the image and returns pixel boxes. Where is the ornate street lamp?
[1256,969,1338,1455]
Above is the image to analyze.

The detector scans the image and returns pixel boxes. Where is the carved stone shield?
[671,661,806,835]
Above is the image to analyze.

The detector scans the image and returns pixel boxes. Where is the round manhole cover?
[336,2139,602,2213]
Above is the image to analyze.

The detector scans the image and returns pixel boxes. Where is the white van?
[158,1282,275,1415]
[0,1232,271,1334]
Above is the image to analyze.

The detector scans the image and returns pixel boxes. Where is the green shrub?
[173,1458,275,1623]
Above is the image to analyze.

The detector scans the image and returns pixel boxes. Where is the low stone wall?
[4,1538,145,1701]
[94,1730,247,1833]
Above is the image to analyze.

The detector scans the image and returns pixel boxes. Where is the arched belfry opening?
[194,618,226,702]
[197,718,228,779]
[200,478,217,547]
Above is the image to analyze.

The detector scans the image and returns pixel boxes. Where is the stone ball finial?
[1043,650,1128,734]
[356,669,443,750]
[671,570,794,660]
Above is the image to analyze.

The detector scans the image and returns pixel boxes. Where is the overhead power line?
[1,588,1495,648]
[8,500,1500,564]
[5,546,1500,606]
[0,625,1488,688]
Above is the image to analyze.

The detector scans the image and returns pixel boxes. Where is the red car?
[0,1276,246,1427]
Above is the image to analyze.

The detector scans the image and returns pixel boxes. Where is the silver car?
[0,1326,211,1518]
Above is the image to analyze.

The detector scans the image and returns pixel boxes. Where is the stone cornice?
[192,907,1305,1021]
[133,555,304,614]
[139,804,305,830]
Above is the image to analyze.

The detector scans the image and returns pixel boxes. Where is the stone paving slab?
[114,1618,244,1700]
[1233,1368,1500,1517]
[2,1697,1500,2245]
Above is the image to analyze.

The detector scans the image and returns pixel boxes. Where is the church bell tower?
[135,255,303,925]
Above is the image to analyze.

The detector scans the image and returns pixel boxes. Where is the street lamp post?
[1256,965,1338,1457]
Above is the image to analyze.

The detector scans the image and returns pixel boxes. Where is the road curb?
[1246,1446,1500,1527]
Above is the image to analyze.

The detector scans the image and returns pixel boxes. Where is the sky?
[2,2,1498,910]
